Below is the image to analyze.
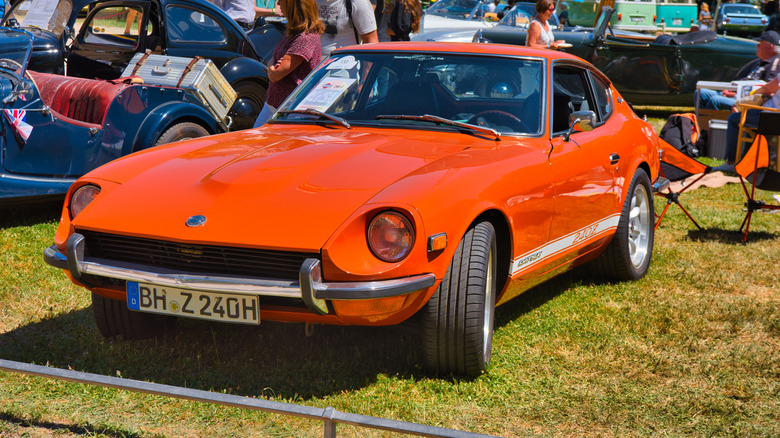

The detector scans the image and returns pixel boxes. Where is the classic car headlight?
[367,211,415,263]
[69,184,100,219]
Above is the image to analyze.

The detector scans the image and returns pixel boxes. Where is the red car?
[45,43,663,376]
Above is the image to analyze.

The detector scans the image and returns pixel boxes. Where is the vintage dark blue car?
[2,0,284,129]
[0,28,230,203]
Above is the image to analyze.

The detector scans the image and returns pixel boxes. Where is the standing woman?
[376,0,421,41]
[389,0,422,41]
[253,0,324,127]
[526,0,564,50]
[698,3,712,31]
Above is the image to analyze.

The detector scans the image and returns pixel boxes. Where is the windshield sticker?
[22,0,59,28]
[325,56,358,70]
[295,78,357,112]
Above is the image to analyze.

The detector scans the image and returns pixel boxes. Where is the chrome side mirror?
[564,110,597,142]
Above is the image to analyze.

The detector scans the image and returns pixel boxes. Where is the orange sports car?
[44,42,663,376]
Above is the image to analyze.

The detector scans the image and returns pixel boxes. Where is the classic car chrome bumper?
[44,233,436,315]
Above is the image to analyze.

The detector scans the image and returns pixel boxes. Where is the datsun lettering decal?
[511,214,621,276]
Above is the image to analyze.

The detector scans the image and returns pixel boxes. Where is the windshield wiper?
[276,109,351,129]
[376,114,500,140]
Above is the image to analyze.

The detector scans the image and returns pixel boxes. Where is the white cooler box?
[122,52,236,124]
[707,119,728,160]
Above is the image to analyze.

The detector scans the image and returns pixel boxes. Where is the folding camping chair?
[655,139,712,231]
[734,110,780,241]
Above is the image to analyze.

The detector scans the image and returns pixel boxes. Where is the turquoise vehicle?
[565,0,696,33]
[656,0,698,32]
[563,0,658,32]
[613,0,658,32]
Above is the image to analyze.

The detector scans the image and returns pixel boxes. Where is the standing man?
[212,0,257,31]
[318,0,379,60]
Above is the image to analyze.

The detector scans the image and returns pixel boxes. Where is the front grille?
[79,230,319,281]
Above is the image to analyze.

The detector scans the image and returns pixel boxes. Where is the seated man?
[698,31,780,110]
[724,76,780,164]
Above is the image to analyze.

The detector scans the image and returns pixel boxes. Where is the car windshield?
[2,0,73,36]
[0,28,33,80]
[426,0,491,21]
[497,4,550,27]
[274,52,544,135]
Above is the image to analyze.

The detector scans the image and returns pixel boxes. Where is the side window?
[166,6,226,44]
[551,65,595,134]
[81,6,143,48]
[590,72,613,121]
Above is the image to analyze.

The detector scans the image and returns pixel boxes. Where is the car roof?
[334,41,585,62]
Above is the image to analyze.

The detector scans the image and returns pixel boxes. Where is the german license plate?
[631,16,644,22]
[127,282,260,324]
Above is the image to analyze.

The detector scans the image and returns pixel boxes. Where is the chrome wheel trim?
[482,247,495,365]
[628,183,651,269]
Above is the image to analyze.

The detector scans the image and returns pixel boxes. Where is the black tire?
[421,222,497,377]
[92,292,174,339]
[590,169,654,281]
[228,80,266,130]
[154,122,209,146]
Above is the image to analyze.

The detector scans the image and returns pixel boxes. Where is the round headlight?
[69,184,100,219]
[367,211,415,263]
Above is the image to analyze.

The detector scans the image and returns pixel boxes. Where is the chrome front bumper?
[44,233,436,315]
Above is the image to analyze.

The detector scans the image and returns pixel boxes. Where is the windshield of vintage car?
[497,5,540,27]
[2,0,73,35]
[274,53,544,135]
[0,29,33,79]
[426,0,493,21]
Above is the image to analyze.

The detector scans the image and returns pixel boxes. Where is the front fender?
[130,102,219,153]
[220,57,269,87]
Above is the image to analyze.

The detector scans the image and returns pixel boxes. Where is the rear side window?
[590,73,613,121]
[166,6,227,44]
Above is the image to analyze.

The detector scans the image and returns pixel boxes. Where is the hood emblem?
[186,215,207,227]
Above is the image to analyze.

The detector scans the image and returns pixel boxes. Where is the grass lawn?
[0,109,778,437]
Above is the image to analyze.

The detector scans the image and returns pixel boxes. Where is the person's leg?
[698,88,736,110]
[725,109,762,162]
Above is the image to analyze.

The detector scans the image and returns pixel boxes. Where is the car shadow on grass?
[0,269,584,400]
[0,412,142,438]
[0,200,63,228]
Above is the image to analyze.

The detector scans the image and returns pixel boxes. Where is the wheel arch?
[130,102,219,153]
[469,209,512,298]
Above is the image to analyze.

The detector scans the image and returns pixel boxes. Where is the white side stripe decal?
[511,214,620,276]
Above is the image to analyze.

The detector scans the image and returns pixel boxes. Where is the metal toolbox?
[122,52,236,124]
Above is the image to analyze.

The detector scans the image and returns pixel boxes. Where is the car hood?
[77,126,479,251]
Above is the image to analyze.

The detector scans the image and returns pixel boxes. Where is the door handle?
[609,154,620,165]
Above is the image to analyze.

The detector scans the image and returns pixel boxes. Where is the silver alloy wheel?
[482,248,496,365]
[628,183,651,269]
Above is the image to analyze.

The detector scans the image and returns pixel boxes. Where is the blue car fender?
[220,57,269,91]
[131,101,220,153]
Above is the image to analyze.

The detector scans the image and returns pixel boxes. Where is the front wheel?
[92,292,174,339]
[421,221,497,376]
[154,122,209,146]
[590,169,654,281]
